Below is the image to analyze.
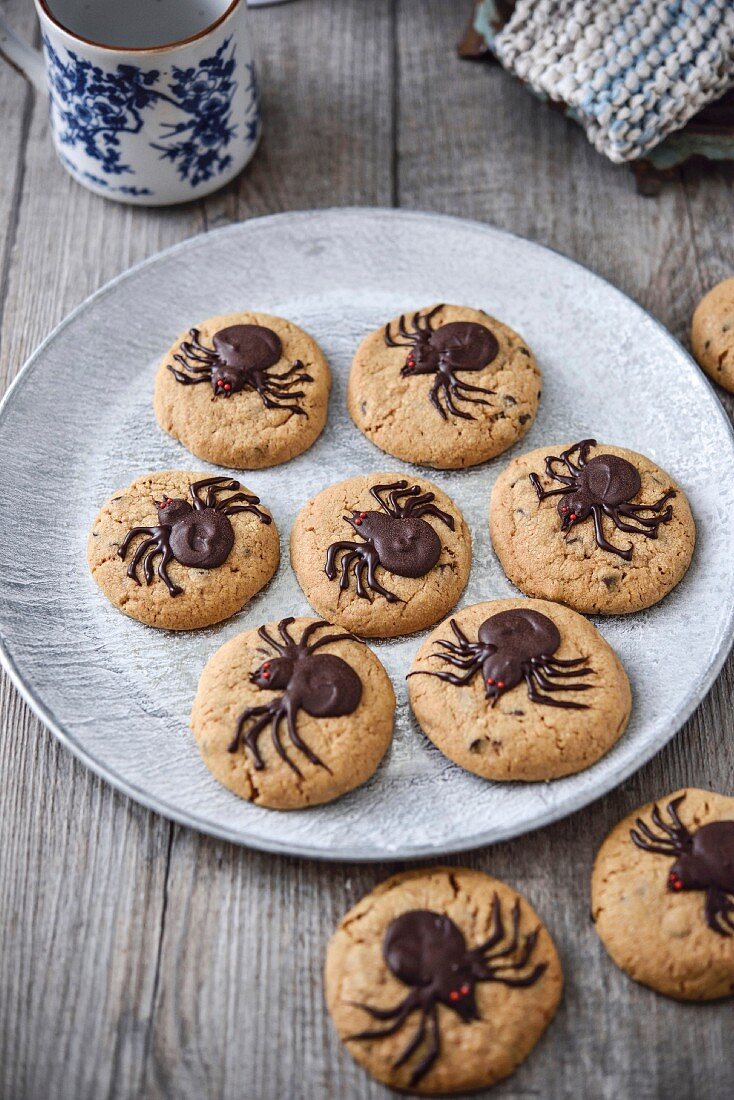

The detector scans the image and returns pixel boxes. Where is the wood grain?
[0,1,732,1097]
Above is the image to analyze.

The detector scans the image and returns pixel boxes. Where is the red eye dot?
[460,984,470,996]
[570,513,577,521]
[486,677,495,685]
[669,871,683,891]
[360,512,367,519]
[449,991,460,1002]
[262,671,271,680]
[497,680,505,689]
[561,506,568,513]
[354,519,362,526]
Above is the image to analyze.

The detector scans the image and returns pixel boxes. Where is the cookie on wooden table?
[191,616,395,809]
[489,439,695,614]
[154,311,331,468]
[408,598,631,782]
[592,788,734,1000]
[325,867,562,1094]
[348,303,540,469]
[691,277,734,392]
[88,471,279,630]
[290,473,471,638]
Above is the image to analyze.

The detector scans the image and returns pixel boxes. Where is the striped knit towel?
[483,0,734,162]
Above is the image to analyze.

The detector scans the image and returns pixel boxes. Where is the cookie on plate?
[348,303,540,469]
[191,616,395,809]
[88,471,279,630]
[290,473,471,638]
[154,311,331,468]
[592,788,734,1000]
[691,277,734,392]
[489,439,695,614]
[408,598,631,781]
[325,867,562,1094]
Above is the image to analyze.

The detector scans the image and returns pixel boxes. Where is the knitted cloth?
[483,0,734,162]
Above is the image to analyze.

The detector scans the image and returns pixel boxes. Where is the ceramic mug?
[0,0,261,205]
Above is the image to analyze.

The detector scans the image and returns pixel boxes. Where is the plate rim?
[1,206,733,861]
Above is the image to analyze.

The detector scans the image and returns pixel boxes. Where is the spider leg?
[230,708,272,764]
[285,698,330,772]
[543,654,591,669]
[651,802,689,842]
[257,625,288,655]
[624,489,676,514]
[172,354,212,372]
[524,670,590,710]
[277,618,297,646]
[185,328,215,355]
[591,505,632,560]
[347,991,420,1040]
[428,376,449,420]
[167,366,212,385]
[666,795,688,835]
[153,541,181,597]
[383,318,413,348]
[543,458,577,485]
[325,541,361,582]
[434,637,473,657]
[439,376,476,421]
[470,893,504,955]
[364,549,400,602]
[535,657,594,678]
[269,706,303,777]
[393,1008,429,1070]
[408,1005,440,1089]
[560,439,595,472]
[602,505,662,538]
[124,536,157,584]
[387,483,421,514]
[433,652,478,669]
[410,663,482,687]
[417,303,442,333]
[705,889,734,937]
[267,358,313,382]
[341,551,360,594]
[306,631,360,653]
[528,473,571,501]
[369,480,408,512]
[117,525,157,559]
[410,502,455,530]
[531,668,593,694]
[259,391,307,415]
[629,817,680,856]
[188,476,238,509]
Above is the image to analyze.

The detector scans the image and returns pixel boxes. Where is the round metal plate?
[1,208,732,860]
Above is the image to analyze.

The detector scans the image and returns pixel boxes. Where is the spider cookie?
[691,276,734,392]
[191,617,395,809]
[592,789,734,1000]
[490,439,695,614]
[409,598,631,782]
[154,311,331,468]
[290,474,471,638]
[348,303,540,469]
[88,471,279,630]
[325,867,562,1094]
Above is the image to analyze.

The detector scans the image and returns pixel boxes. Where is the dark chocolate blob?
[630,795,734,935]
[229,618,363,777]
[529,439,675,561]
[349,898,546,1088]
[411,608,594,709]
[384,305,499,420]
[168,322,312,411]
[325,480,455,603]
[117,476,270,598]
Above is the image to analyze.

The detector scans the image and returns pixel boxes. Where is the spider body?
[384,305,499,419]
[228,618,363,775]
[349,896,546,1087]
[168,323,312,412]
[117,476,270,597]
[324,480,455,602]
[630,795,734,936]
[411,608,594,709]
[529,439,675,561]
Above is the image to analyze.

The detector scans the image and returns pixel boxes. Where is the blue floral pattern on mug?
[42,34,260,194]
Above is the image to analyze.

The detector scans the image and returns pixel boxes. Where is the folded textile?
[471,0,734,163]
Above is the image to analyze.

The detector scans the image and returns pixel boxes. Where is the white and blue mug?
[0,0,261,205]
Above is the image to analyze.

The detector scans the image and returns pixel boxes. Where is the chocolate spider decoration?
[410,608,594,709]
[630,795,734,936]
[384,305,499,420]
[117,476,270,597]
[168,323,312,413]
[349,897,546,1087]
[529,438,675,561]
[228,617,363,776]
[324,480,455,603]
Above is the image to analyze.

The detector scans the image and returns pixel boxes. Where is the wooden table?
[1,2,732,1097]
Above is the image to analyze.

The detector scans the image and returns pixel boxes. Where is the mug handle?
[0,14,47,93]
